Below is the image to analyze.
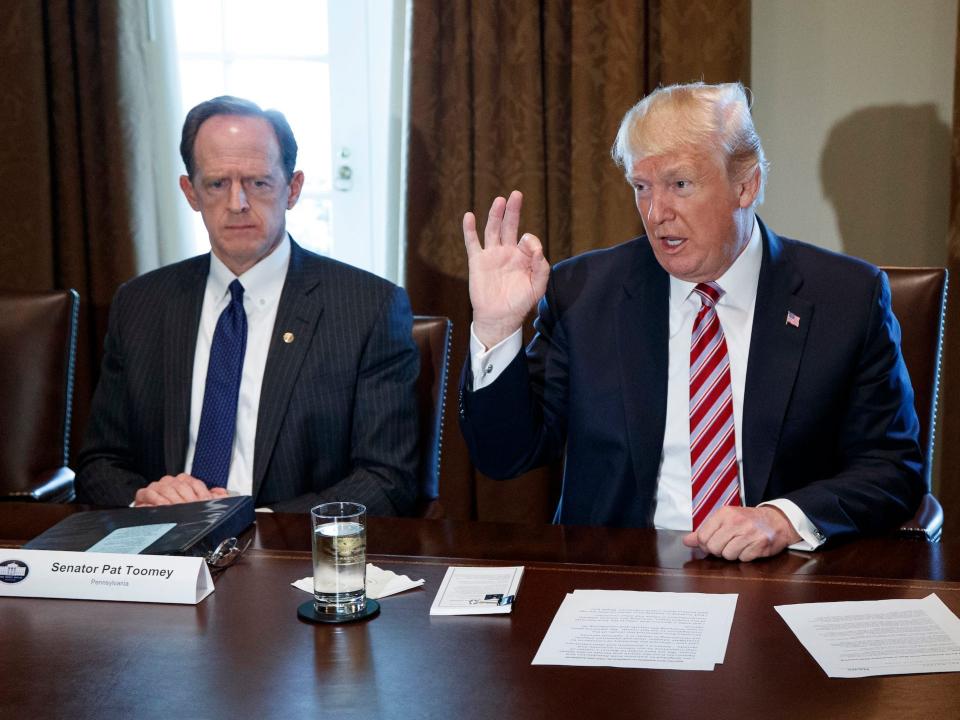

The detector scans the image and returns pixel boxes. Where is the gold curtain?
[0,1,181,458]
[405,0,751,521]
[0,1,136,457]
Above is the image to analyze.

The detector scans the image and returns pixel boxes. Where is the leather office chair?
[412,316,452,517]
[883,267,947,541]
[0,289,80,502]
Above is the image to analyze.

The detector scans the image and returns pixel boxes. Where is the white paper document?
[86,523,176,554]
[776,593,960,678]
[532,590,738,670]
[429,566,524,615]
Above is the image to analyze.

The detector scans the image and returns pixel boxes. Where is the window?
[172,0,404,280]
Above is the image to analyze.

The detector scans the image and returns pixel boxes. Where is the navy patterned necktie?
[192,279,248,489]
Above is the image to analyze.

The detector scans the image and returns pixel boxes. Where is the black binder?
[24,496,255,556]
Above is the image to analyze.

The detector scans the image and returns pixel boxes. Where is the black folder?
[24,496,255,556]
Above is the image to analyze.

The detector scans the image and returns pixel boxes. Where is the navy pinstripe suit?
[76,239,419,514]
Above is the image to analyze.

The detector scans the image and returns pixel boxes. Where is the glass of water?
[311,502,367,616]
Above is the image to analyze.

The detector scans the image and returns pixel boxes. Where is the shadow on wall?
[820,104,950,268]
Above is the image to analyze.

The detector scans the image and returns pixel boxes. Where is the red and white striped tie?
[689,282,742,529]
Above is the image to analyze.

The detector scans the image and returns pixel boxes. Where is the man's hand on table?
[682,505,802,562]
[134,473,228,506]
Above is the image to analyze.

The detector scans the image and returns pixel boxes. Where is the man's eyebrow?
[662,163,698,177]
[626,165,697,184]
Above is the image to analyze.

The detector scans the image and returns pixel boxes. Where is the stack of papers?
[429,566,525,615]
[776,593,960,677]
[532,590,738,670]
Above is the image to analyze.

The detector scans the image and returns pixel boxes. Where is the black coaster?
[297,598,380,624]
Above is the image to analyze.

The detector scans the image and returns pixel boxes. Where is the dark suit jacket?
[76,240,419,515]
[459,221,924,542]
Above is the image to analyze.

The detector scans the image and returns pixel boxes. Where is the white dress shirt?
[184,235,290,497]
[470,220,823,549]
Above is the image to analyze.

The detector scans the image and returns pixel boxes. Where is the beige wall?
[752,0,956,267]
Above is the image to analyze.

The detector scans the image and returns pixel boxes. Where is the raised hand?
[463,190,550,348]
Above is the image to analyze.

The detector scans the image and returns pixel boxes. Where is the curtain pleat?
[0,1,183,460]
[0,1,135,459]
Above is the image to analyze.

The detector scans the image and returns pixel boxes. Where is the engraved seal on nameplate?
[0,560,29,584]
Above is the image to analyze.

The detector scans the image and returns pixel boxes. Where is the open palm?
[463,191,550,348]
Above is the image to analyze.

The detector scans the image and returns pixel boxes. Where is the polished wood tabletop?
[2,503,959,719]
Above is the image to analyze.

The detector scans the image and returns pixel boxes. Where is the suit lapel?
[163,256,208,474]
[252,240,324,498]
[742,222,811,503]
[617,247,670,516]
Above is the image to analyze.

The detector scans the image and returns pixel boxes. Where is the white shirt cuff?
[469,324,523,390]
[760,498,826,551]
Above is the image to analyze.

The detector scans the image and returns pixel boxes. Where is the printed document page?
[775,593,960,678]
[86,524,176,554]
[430,566,524,615]
[532,590,738,670]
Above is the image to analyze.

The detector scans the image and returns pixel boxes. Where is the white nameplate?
[0,549,213,605]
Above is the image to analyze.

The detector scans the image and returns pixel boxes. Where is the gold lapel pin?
[283,332,295,344]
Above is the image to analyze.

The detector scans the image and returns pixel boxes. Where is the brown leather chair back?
[0,289,79,501]
[412,316,452,514]
[883,267,947,541]
[882,267,948,490]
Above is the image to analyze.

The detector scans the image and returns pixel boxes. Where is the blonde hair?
[611,82,768,205]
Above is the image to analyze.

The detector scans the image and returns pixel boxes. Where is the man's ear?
[179,175,201,211]
[737,166,761,209]
[286,170,305,210]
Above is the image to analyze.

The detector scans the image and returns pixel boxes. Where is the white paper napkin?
[292,563,424,600]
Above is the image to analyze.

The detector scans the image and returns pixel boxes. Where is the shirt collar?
[207,234,291,307]
[669,218,762,311]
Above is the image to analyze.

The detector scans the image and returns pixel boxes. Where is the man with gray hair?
[458,82,923,561]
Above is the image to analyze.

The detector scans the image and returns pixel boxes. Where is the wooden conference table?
[2,502,959,719]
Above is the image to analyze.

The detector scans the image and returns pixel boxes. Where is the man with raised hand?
[459,82,922,561]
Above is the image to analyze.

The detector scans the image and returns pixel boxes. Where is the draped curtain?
[0,0,184,457]
[405,0,751,521]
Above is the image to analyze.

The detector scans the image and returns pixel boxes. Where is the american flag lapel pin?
[785,311,800,328]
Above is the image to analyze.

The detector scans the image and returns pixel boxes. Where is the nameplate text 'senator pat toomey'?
[0,549,213,605]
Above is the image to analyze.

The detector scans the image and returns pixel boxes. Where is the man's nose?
[645,190,673,226]
[228,183,249,212]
